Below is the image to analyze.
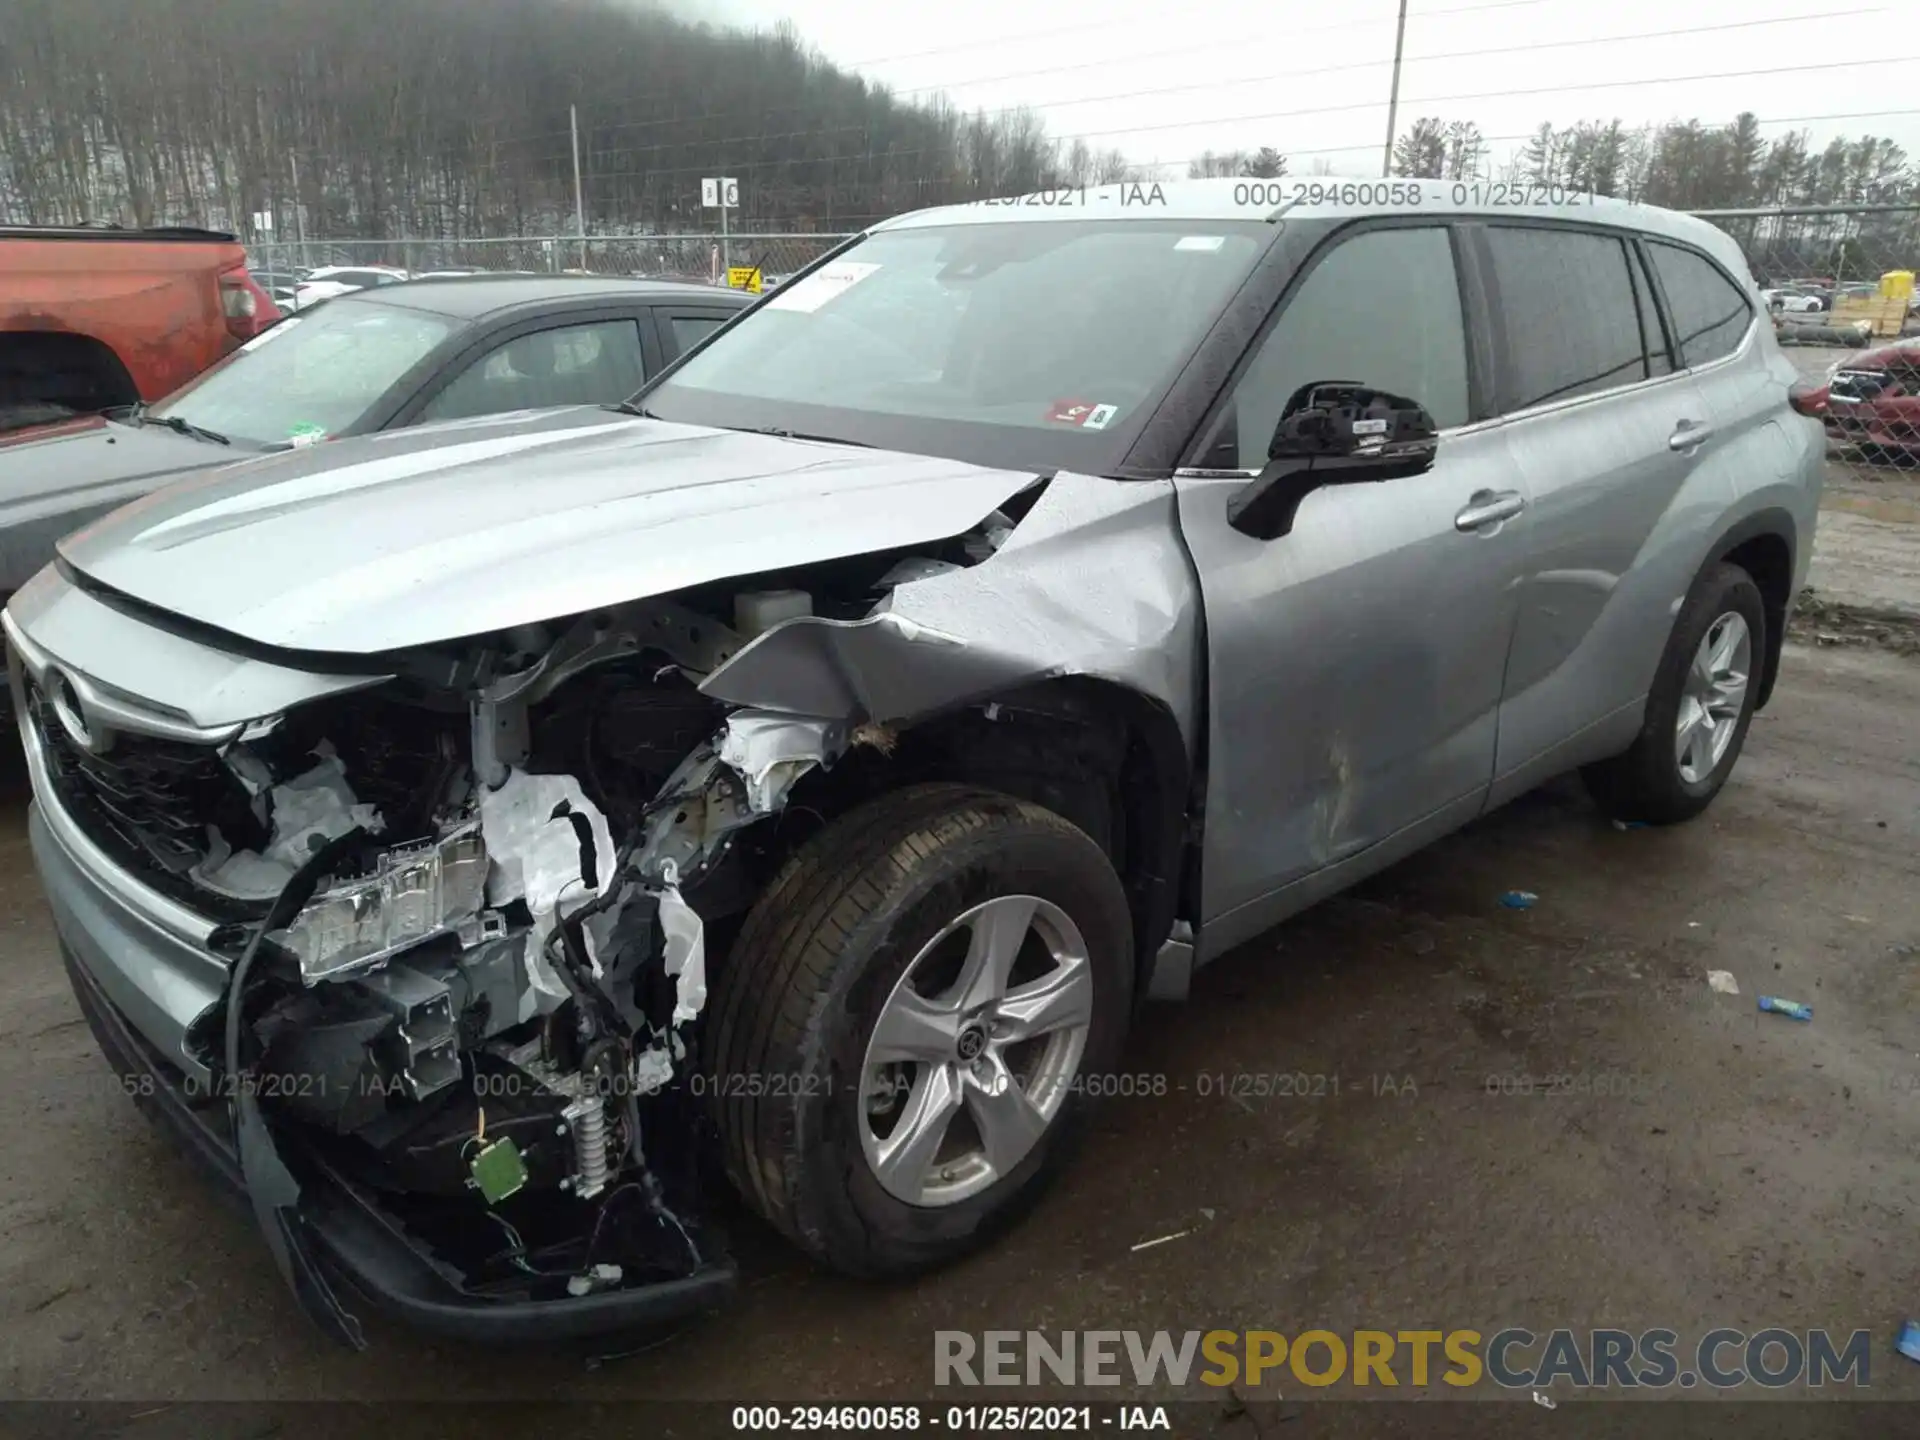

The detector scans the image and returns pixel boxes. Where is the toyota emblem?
[46,669,97,751]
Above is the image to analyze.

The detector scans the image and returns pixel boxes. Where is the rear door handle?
[1668,418,1714,451]
[1454,489,1527,532]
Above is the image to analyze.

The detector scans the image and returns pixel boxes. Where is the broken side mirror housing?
[1226,382,1440,541]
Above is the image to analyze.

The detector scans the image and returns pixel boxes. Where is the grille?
[1828,371,1890,403]
[28,679,265,919]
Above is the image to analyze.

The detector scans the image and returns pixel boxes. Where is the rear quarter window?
[1645,242,1753,368]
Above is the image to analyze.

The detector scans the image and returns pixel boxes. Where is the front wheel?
[704,784,1134,1277]
[1583,562,1766,825]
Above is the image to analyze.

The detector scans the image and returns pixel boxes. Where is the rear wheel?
[1583,562,1766,825]
[704,784,1133,1277]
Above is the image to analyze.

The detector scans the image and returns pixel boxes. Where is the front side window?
[1195,225,1470,471]
[1483,226,1648,413]
[642,219,1270,472]
[419,319,646,422]
[1645,242,1753,368]
[149,297,456,446]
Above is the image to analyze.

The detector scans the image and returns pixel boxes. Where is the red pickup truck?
[0,224,278,431]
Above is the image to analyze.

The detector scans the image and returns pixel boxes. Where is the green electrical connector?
[469,1137,528,1204]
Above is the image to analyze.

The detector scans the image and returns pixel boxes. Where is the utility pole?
[1381,0,1410,178]
[290,152,308,270]
[570,104,587,271]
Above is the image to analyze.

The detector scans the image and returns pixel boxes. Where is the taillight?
[1787,380,1826,418]
[219,269,275,339]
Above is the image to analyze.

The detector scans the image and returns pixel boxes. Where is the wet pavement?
[1,632,1916,1436]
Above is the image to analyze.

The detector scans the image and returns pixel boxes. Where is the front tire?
[1583,562,1766,825]
[705,784,1134,1277]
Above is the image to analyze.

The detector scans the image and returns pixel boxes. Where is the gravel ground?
[1,636,1917,1436]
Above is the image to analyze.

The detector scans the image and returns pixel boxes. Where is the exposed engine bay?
[127,515,1027,1315]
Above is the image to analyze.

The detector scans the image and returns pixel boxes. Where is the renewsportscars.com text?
[935,1328,1872,1391]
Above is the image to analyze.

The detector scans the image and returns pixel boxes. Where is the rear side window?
[666,314,729,357]
[1645,242,1752,368]
[1483,227,1648,413]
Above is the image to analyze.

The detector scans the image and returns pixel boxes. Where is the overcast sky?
[694,0,1919,177]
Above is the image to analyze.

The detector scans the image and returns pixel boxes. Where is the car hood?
[1837,341,1920,371]
[1,415,237,510]
[57,406,1043,655]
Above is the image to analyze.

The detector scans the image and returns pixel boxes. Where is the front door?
[1173,221,1532,956]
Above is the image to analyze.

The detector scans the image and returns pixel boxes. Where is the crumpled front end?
[7,589,871,1343]
[8,463,1200,1346]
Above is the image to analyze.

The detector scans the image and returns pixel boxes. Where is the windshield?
[151,297,457,447]
[642,219,1270,471]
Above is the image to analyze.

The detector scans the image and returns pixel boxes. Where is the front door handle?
[1668,418,1714,451]
[1454,489,1527,532]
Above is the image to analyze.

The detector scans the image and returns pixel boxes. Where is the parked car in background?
[0,275,750,614]
[1806,335,1920,465]
[1,224,278,431]
[290,264,410,308]
[4,182,1820,1346]
[1762,287,1827,314]
[248,266,309,310]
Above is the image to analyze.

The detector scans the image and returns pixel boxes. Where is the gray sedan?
[0,275,751,604]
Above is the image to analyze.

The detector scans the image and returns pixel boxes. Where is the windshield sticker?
[1175,235,1226,252]
[1082,403,1120,430]
[1046,400,1099,426]
[287,423,328,448]
[765,260,882,313]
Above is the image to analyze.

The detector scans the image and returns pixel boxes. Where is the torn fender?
[699,472,1203,750]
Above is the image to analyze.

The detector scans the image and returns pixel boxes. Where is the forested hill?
[0,0,1128,235]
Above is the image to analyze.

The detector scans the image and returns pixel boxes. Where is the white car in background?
[290,265,410,309]
[1761,287,1827,314]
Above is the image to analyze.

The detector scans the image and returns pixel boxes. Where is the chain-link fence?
[247,233,853,288]
[1697,204,1920,480]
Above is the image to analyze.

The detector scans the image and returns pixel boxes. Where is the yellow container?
[1880,270,1914,302]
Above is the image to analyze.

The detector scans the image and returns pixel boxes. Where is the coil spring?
[568,1096,610,1199]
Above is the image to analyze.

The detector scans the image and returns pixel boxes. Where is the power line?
[839,0,1568,68]
[508,12,1885,153]
[905,12,1884,122]
[487,55,1919,176]
[885,7,1872,100]
[1048,55,1920,146]
[506,0,1621,147]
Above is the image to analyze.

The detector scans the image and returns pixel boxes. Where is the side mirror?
[1226,382,1439,540]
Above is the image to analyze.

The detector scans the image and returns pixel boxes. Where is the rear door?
[650,304,745,371]
[1468,221,1721,800]
[1174,220,1534,951]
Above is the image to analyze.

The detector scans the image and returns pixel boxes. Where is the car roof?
[342,273,750,320]
[871,175,1754,277]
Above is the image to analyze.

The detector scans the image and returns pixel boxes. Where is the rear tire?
[704,783,1133,1278]
[1583,562,1766,825]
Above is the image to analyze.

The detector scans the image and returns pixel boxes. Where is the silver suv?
[5,180,1822,1347]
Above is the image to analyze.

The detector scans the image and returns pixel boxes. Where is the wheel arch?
[771,674,1193,1002]
[0,328,139,412]
[1706,508,1797,711]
